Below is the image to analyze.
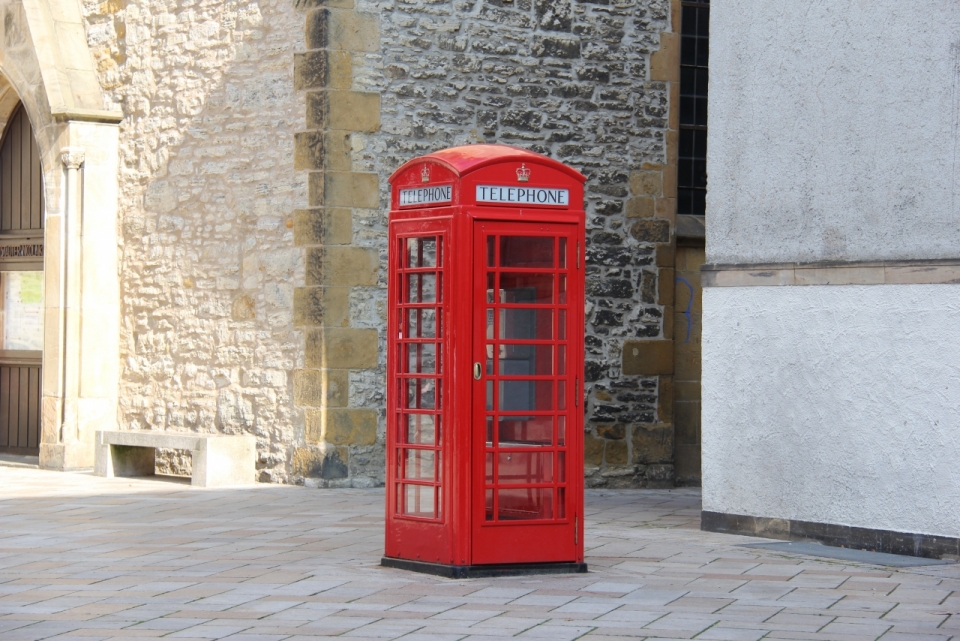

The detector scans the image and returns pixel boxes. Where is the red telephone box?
[381,144,587,578]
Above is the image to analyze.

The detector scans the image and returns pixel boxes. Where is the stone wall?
[65,0,681,487]
[295,0,682,487]
[80,0,308,482]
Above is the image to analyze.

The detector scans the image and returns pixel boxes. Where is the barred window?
[678,0,709,216]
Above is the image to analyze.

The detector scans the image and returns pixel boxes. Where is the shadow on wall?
[80,0,308,481]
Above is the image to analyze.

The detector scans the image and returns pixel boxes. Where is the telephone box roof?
[389,143,586,184]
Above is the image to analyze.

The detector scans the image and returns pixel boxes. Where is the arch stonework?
[0,0,122,469]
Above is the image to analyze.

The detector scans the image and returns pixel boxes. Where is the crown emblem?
[421,165,430,183]
[516,163,531,182]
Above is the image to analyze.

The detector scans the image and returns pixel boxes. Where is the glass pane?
[695,38,708,70]
[487,273,496,302]
[557,381,566,410]
[406,274,418,302]
[499,308,553,340]
[406,378,436,409]
[404,449,436,481]
[680,96,695,126]
[694,129,707,157]
[499,273,554,304]
[499,344,553,376]
[558,415,566,446]
[485,488,494,521]
[558,452,566,483]
[405,237,439,268]
[486,308,494,339]
[487,236,495,267]
[407,273,438,303]
[485,452,493,484]
[2,272,43,350]
[678,188,693,216]
[693,159,707,189]
[681,34,696,66]
[408,308,437,338]
[421,238,438,267]
[405,237,418,268]
[559,238,567,269]
[499,379,554,411]
[558,309,567,340]
[486,416,494,443]
[558,345,566,375]
[486,380,493,411]
[500,236,554,268]
[407,343,436,374]
[498,415,553,446]
[498,451,553,484]
[558,274,567,304]
[498,488,554,520]
[682,4,696,34]
[405,414,436,445]
[557,487,566,519]
[403,484,435,518]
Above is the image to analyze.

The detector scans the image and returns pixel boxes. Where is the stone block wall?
[291,3,386,487]
[70,0,682,487]
[294,0,683,487]
[80,0,308,482]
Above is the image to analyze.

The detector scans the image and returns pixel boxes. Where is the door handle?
[473,362,482,380]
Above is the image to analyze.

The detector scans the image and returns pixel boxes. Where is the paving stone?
[696,626,768,641]
[1,468,960,641]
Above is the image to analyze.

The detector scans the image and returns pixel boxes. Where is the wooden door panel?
[0,103,43,233]
[0,364,41,455]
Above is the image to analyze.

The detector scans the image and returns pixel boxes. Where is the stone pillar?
[40,120,121,470]
[292,3,383,485]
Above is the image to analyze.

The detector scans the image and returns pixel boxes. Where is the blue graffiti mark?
[676,277,694,344]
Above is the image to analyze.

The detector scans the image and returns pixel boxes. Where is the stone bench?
[94,430,257,487]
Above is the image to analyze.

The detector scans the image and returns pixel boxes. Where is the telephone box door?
[472,220,583,565]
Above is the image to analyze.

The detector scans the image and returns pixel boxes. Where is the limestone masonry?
[83,0,308,482]
[11,0,685,486]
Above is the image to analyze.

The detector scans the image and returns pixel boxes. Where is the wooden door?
[0,103,44,456]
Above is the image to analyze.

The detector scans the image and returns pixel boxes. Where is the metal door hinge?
[575,377,579,407]
[576,241,580,269]
[575,516,579,544]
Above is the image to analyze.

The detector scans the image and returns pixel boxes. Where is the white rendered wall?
[702,285,960,538]
[707,2,960,265]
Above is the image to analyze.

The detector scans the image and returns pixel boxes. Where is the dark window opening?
[678,0,709,216]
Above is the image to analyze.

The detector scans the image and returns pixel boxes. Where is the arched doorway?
[0,103,44,456]
[0,0,123,469]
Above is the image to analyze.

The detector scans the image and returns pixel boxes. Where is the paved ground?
[1,467,960,640]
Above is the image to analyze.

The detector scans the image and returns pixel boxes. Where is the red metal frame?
[385,144,586,570]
